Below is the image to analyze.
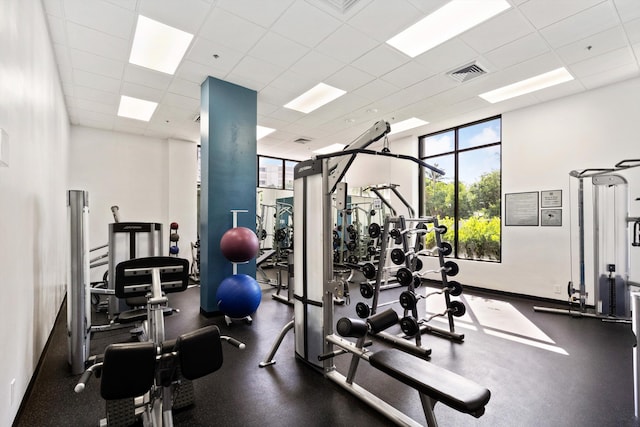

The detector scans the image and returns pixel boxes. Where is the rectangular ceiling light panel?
[387,0,511,57]
[118,95,158,121]
[389,117,429,135]
[479,67,574,103]
[129,15,194,75]
[284,83,346,114]
[257,125,276,140]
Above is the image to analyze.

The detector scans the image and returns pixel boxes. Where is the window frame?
[257,155,299,190]
[418,115,502,263]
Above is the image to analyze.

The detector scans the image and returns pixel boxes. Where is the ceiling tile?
[568,46,636,78]
[217,0,295,27]
[315,24,379,63]
[380,61,431,88]
[230,56,285,87]
[270,1,342,47]
[580,62,639,89]
[556,26,629,64]
[163,92,200,111]
[74,85,119,105]
[347,0,423,42]
[123,64,173,90]
[199,8,267,52]
[186,37,244,73]
[73,69,121,93]
[138,0,211,34]
[248,32,309,68]
[62,0,136,39]
[540,2,619,48]
[289,51,345,82]
[175,60,225,86]
[325,65,376,92]
[624,17,640,44]
[519,0,607,29]
[259,84,306,107]
[167,78,201,100]
[350,78,400,102]
[74,97,117,114]
[121,81,165,102]
[484,33,550,69]
[461,8,533,54]
[66,21,131,61]
[351,44,409,77]
[614,0,640,22]
[69,48,125,79]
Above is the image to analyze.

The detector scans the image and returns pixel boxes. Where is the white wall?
[69,127,198,282]
[343,78,640,303]
[0,1,70,424]
[377,77,640,303]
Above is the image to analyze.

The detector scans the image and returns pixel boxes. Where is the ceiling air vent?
[447,62,488,83]
[293,137,312,144]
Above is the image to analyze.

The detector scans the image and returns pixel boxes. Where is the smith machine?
[260,121,491,426]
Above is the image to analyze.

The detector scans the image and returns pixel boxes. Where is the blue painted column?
[200,77,257,314]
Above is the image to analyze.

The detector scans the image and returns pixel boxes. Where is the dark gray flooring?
[14,277,640,427]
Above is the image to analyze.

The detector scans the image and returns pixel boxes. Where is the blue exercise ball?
[216,274,261,318]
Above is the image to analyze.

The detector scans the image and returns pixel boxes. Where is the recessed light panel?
[117,95,158,121]
[129,15,193,75]
[479,68,574,103]
[388,117,429,135]
[387,0,511,58]
[257,125,276,140]
[284,83,346,114]
[313,143,346,154]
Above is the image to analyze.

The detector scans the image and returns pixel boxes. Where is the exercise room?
[3,0,640,426]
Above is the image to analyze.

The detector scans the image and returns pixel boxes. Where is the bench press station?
[323,308,490,427]
[75,256,245,426]
[278,120,492,426]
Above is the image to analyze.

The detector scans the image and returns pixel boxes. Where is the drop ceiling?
[44,0,640,160]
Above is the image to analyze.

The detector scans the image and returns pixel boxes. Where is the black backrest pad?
[115,256,190,298]
[177,325,223,380]
[100,342,156,400]
[369,350,491,417]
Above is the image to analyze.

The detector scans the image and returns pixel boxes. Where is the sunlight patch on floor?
[420,286,569,355]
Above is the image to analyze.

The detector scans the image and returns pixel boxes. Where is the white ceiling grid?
[42,0,640,160]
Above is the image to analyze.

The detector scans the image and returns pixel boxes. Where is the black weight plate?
[368,223,381,238]
[447,280,463,297]
[400,316,420,337]
[396,267,413,286]
[443,260,459,277]
[414,258,423,271]
[449,300,466,317]
[356,302,370,318]
[359,283,374,299]
[399,290,417,309]
[390,248,405,265]
[440,242,453,256]
[362,263,376,280]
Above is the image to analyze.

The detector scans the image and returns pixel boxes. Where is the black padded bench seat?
[369,350,491,417]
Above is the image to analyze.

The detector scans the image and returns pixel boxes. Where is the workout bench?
[324,309,490,427]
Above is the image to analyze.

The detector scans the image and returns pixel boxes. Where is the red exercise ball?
[220,227,259,263]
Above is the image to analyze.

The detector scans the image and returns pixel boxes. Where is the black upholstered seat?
[369,350,491,417]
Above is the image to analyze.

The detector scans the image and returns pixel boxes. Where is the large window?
[257,155,299,190]
[419,116,501,262]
